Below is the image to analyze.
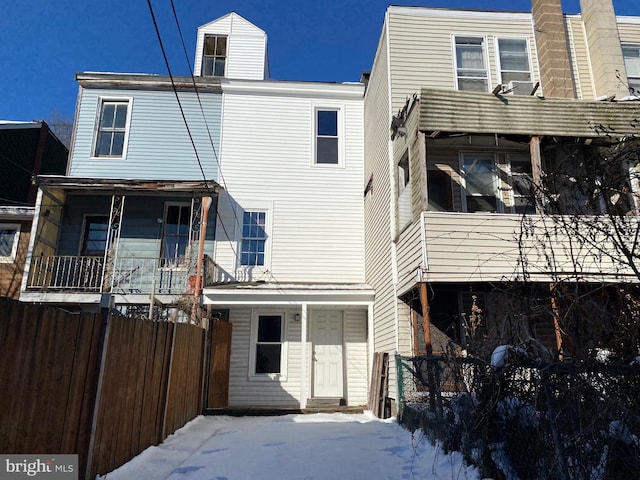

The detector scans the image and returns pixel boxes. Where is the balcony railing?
[26,255,216,295]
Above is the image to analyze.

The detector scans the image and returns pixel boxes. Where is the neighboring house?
[0,121,68,299]
[363,0,640,407]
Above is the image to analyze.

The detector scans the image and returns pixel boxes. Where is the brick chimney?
[531,0,575,98]
[580,0,628,99]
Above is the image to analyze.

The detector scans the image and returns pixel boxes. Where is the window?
[161,204,191,260]
[454,36,488,92]
[497,38,532,84]
[398,151,410,193]
[94,100,130,157]
[427,169,454,212]
[241,211,267,266]
[0,224,20,263]
[461,153,500,212]
[202,35,227,77]
[250,312,286,378]
[81,216,109,256]
[509,153,536,214]
[622,45,640,95]
[315,109,339,165]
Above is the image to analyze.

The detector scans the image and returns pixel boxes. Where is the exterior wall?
[363,25,399,372]
[69,87,221,181]
[226,306,368,407]
[386,7,541,111]
[214,81,365,283]
[421,212,635,283]
[0,219,31,299]
[566,16,595,99]
[194,13,268,80]
[227,307,302,407]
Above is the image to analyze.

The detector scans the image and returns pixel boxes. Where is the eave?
[76,72,222,93]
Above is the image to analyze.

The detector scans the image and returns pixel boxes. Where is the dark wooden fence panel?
[163,322,205,437]
[207,321,233,408]
[0,298,102,477]
[1,297,209,480]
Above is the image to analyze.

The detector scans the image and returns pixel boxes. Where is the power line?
[147,0,240,262]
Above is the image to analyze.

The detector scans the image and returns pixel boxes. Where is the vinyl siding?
[395,222,422,297]
[214,85,365,283]
[227,308,302,407]
[566,16,595,99]
[344,309,369,405]
[422,212,636,282]
[69,88,221,181]
[387,9,540,112]
[364,25,400,398]
[194,13,267,80]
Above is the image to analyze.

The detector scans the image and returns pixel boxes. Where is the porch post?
[529,136,543,214]
[300,304,308,409]
[419,282,433,355]
[101,194,125,293]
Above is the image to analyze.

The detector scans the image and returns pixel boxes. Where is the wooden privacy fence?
[0,297,207,479]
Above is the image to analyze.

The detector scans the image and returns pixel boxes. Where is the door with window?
[312,311,344,398]
[161,203,191,266]
[461,153,501,212]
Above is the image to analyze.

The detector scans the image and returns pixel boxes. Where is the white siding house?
[203,78,372,409]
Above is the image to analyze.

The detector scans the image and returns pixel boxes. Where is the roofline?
[221,78,364,99]
[34,175,223,194]
[387,5,532,21]
[0,120,45,130]
[0,206,35,220]
[76,72,222,92]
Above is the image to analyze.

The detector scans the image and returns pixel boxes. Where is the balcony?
[26,255,217,297]
[396,212,638,290]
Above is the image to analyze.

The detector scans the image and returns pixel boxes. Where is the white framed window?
[240,210,267,266]
[397,150,410,195]
[249,311,287,380]
[161,203,192,262]
[313,107,342,166]
[622,44,640,95]
[461,152,501,213]
[202,35,227,77]
[0,224,20,263]
[454,36,489,92]
[508,153,536,214]
[496,38,532,85]
[92,98,132,158]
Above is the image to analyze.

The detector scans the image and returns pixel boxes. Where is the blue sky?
[0,0,635,124]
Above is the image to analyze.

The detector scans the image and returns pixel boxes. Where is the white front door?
[312,310,344,398]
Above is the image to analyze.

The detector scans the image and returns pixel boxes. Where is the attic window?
[202,35,227,77]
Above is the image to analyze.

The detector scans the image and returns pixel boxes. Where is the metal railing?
[26,255,214,295]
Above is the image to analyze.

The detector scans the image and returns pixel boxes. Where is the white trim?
[248,309,288,382]
[300,304,309,409]
[452,34,491,92]
[0,223,21,263]
[494,36,534,86]
[389,6,532,21]
[235,200,273,274]
[311,104,345,168]
[220,78,364,99]
[203,285,375,306]
[90,96,133,160]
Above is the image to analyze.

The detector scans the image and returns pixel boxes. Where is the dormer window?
[202,35,227,77]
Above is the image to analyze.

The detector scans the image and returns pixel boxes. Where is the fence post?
[161,321,177,439]
[85,294,113,480]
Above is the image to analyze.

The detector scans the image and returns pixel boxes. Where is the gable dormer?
[194,12,269,80]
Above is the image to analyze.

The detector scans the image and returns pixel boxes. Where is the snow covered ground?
[97,412,479,480]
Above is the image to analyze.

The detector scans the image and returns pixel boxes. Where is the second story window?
[454,36,488,92]
[94,99,130,158]
[241,211,267,266]
[622,45,640,95]
[509,153,535,214]
[202,35,227,77]
[497,38,532,85]
[0,224,20,263]
[315,109,339,165]
[161,204,191,261]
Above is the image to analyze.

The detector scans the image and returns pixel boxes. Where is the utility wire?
[147,0,240,262]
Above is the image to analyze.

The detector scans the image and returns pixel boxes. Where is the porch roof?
[35,175,223,195]
[419,88,640,139]
[203,282,375,306]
